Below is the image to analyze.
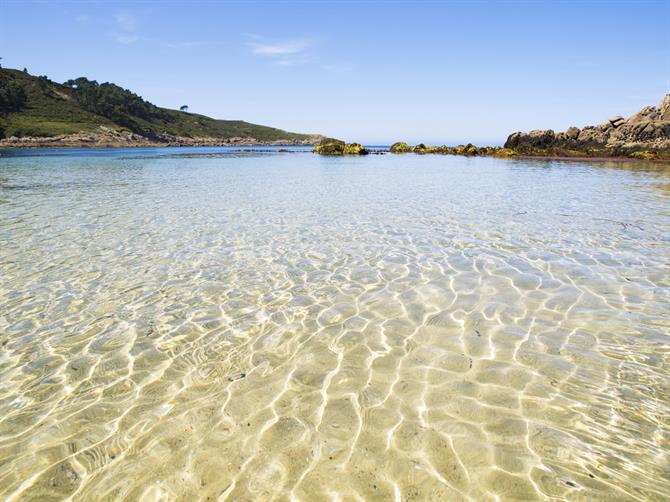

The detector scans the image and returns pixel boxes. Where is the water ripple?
[0,150,669,500]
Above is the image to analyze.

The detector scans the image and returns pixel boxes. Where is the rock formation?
[389,142,411,153]
[343,142,368,155]
[505,94,670,158]
[388,142,518,158]
[314,138,368,156]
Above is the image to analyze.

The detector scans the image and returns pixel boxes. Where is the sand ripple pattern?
[1,150,669,501]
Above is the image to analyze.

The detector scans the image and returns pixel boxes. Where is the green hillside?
[0,68,312,141]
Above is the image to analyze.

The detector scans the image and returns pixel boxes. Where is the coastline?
[314,139,670,162]
[0,129,324,149]
[4,142,670,163]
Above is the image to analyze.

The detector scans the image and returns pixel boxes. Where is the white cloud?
[248,37,316,67]
[251,39,313,56]
[247,36,349,72]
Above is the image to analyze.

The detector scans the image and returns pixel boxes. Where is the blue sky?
[1,0,669,144]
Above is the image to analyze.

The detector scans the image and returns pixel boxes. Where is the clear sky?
[1,0,669,144]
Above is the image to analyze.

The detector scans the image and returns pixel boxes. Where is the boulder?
[661,94,670,121]
[389,141,411,153]
[565,127,580,140]
[502,93,670,157]
[314,138,345,155]
[314,138,368,156]
[343,143,369,155]
[608,116,625,128]
[463,143,479,155]
[628,106,658,124]
[504,129,556,149]
[504,132,522,149]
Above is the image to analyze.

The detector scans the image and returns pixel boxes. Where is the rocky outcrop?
[314,138,368,156]
[314,138,345,155]
[389,141,411,153]
[0,126,325,148]
[343,142,368,155]
[389,142,518,158]
[505,94,670,158]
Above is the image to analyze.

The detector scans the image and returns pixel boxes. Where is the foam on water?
[0,149,669,500]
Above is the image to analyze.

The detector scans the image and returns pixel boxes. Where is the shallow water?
[1,147,669,501]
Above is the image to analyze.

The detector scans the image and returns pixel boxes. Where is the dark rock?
[504,129,555,149]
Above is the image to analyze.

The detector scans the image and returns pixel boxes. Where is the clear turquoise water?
[1,148,669,500]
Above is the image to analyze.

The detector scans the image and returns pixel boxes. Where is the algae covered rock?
[413,143,428,154]
[450,143,480,156]
[463,143,479,155]
[628,150,657,160]
[390,141,411,153]
[314,138,368,156]
[386,141,519,159]
[343,142,369,155]
[314,138,345,155]
[492,148,518,158]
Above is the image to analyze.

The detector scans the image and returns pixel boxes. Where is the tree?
[180,105,189,112]
[62,77,172,135]
[37,76,50,92]
[0,74,27,113]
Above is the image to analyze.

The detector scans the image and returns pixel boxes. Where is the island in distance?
[0,67,322,148]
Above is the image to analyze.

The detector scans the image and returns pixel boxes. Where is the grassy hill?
[0,68,313,142]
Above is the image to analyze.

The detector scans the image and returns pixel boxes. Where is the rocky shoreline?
[313,94,670,161]
[0,126,324,149]
[504,93,670,160]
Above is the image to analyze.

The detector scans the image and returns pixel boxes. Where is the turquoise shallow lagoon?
[1,147,669,500]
